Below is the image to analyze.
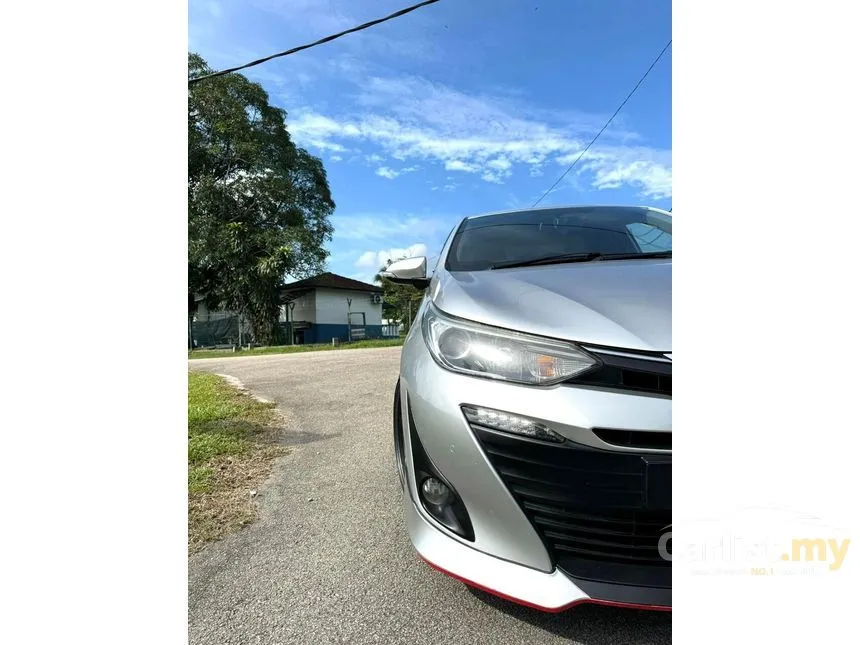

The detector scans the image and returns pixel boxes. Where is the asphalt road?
[188,347,670,645]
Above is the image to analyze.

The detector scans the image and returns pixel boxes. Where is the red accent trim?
[419,555,671,613]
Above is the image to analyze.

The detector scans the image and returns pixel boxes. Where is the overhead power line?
[532,39,672,207]
[189,0,442,85]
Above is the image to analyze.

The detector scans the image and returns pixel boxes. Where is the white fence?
[382,324,401,338]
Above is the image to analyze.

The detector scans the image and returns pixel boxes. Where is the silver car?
[383,205,671,612]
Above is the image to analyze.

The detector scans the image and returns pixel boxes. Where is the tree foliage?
[188,53,334,344]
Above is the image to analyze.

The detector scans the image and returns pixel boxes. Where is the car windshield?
[445,206,672,272]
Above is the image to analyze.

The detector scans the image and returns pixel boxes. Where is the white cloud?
[590,161,672,198]
[342,124,361,136]
[558,148,674,199]
[331,214,445,241]
[300,136,348,153]
[375,166,399,179]
[481,157,513,184]
[355,251,377,268]
[356,243,429,269]
[330,155,343,162]
[349,272,380,285]
[288,74,671,197]
[366,153,384,164]
[445,160,480,173]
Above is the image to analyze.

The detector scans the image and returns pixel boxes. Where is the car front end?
[389,205,672,612]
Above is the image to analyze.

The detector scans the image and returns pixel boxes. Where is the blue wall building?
[279,273,386,345]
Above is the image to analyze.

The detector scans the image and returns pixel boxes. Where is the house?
[279,272,385,344]
[190,272,389,348]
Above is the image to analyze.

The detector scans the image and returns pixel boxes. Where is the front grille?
[593,428,672,450]
[472,426,671,588]
[569,349,672,397]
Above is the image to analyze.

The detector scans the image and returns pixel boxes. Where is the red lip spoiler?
[419,556,672,613]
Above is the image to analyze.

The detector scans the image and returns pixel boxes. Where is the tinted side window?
[626,222,672,252]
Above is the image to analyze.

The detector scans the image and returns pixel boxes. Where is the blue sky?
[189,0,672,283]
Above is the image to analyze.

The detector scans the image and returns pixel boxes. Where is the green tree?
[374,258,425,331]
[188,53,334,344]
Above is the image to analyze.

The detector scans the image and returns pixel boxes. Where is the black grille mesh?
[473,427,671,586]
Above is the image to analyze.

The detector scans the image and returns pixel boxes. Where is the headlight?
[421,302,598,385]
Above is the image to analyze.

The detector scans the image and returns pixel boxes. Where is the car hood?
[431,259,671,351]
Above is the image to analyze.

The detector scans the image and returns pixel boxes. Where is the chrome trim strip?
[581,347,672,363]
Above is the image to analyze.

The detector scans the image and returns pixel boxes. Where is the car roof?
[463,204,671,222]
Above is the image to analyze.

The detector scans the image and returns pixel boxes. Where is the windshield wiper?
[593,250,672,262]
[490,250,670,270]
[490,252,602,270]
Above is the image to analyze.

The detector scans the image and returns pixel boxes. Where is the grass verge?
[188,371,287,553]
[188,337,404,360]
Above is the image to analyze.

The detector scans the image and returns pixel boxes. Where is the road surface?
[188,347,670,644]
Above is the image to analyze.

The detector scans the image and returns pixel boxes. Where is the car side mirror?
[380,256,431,289]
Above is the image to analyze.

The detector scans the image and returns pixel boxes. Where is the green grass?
[188,467,213,494]
[188,372,287,552]
[188,372,275,468]
[188,337,404,360]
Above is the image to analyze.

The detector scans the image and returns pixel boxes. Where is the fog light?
[462,405,566,443]
[421,477,452,506]
[408,399,475,541]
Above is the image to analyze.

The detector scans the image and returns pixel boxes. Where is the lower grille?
[472,426,671,588]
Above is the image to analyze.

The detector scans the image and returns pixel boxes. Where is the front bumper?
[397,327,671,611]
[405,495,588,611]
[405,497,670,612]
